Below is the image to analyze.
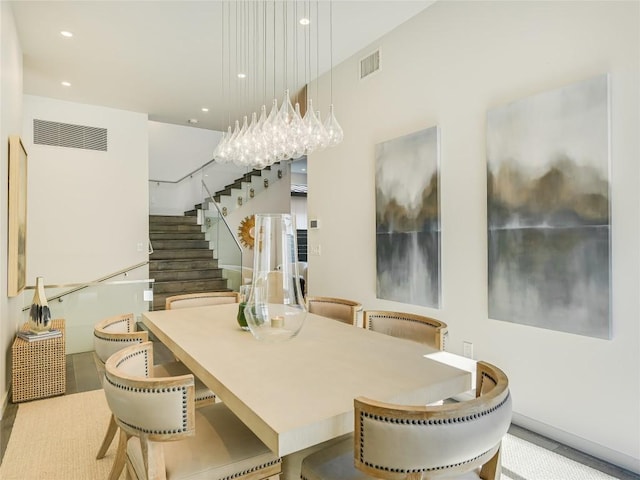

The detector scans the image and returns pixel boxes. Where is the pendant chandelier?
[213,0,343,169]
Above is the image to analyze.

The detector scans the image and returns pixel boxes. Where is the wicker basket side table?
[12,318,66,403]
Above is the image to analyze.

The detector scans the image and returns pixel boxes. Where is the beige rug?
[501,433,621,480]
[0,390,125,480]
[0,390,625,480]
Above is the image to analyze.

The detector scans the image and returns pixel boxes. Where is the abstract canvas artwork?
[487,74,610,338]
[8,136,28,297]
[375,126,440,308]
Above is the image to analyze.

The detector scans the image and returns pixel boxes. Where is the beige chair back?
[103,341,196,441]
[93,313,148,367]
[363,310,448,350]
[165,291,240,310]
[353,361,512,479]
[103,341,281,480]
[306,296,362,325]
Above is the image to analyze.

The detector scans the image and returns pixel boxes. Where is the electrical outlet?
[463,341,473,359]
[309,244,321,256]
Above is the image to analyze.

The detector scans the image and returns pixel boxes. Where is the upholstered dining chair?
[165,291,240,309]
[103,341,281,480]
[363,310,448,350]
[306,296,363,326]
[300,361,512,480]
[93,313,215,479]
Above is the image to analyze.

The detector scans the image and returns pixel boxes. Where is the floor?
[1,348,639,480]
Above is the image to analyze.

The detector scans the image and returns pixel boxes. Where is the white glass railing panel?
[21,279,154,354]
[202,181,242,291]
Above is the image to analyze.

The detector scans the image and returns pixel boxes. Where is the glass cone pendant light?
[212,130,226,161]
[314,110,329,151]
[291,102,306,159]
[218,125,235,163]
[323,104,344,147]
[278,90,298,160]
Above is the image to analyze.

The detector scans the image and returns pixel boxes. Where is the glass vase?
[244,214,306,342]
[29,276,52,333]
[237,285,252,331]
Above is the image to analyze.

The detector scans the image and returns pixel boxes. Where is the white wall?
[226,166,293,272]
[148,120,222,181]
[0,1,26,415]
[22,95,149,284]
[148,120,251,215]
[291,196,308,232]
[307,0,639,472]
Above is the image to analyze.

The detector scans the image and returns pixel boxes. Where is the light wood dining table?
[142,303,471,469]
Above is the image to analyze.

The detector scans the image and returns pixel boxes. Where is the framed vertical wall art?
[375,126,441,308]
[486,74,611,338]
[8,135,28,297]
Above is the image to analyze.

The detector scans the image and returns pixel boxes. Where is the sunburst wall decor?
[238,215,255,249]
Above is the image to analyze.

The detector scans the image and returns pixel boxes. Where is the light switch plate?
[463,341,473,359]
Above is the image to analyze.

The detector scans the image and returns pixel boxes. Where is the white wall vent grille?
[360,49,380,80]
[33,119,108,151]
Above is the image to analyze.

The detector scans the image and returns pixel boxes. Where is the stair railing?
[19,261,154,354]
[201,181,243,291]
[21,261,152,308]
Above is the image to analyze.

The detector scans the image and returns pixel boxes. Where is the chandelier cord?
[329,0,333,105]
[214,0,342,168]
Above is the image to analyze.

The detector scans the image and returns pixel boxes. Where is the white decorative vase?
[29,276,52,333]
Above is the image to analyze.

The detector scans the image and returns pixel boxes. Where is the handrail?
[202,180,243,251]
[149,158,217,184]
[22,261,152,309]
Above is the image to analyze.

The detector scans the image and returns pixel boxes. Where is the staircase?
[200,164,284,218]
[148,164,292,310]
[149,215,229,310]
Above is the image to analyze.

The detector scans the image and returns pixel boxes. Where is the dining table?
[142,303,471,476]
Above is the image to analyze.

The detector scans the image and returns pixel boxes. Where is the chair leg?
[479,444,502,480]
[97,414,118,459]
[140,435,166,480]
[108,428,129,480]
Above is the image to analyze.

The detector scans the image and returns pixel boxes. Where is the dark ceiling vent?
[360,49,380,80]
[33,119,108,151]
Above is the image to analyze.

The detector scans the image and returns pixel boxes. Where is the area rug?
[501,433,619,480]
[0,389,623,480]
[0,389,125,480]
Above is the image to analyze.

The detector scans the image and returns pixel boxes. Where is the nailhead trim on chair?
[104,374,189,434]
[357,392,510,474]
[104,316,133,332]
[114,348,150,378]
[360,393,509,426]
[480,370,498,386]
[197,392,217,401]
[93,332,143,344]
[359,447,492,474]
[368,314,441,330]
[218,458,282,480]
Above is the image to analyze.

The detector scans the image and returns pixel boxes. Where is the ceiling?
[10,1,433,133]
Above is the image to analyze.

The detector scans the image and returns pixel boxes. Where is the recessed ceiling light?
[237,73,247,79]
[299,18,310,26]
[61,81,71,87]
[60,31,73,38]
[201,107,209,112]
